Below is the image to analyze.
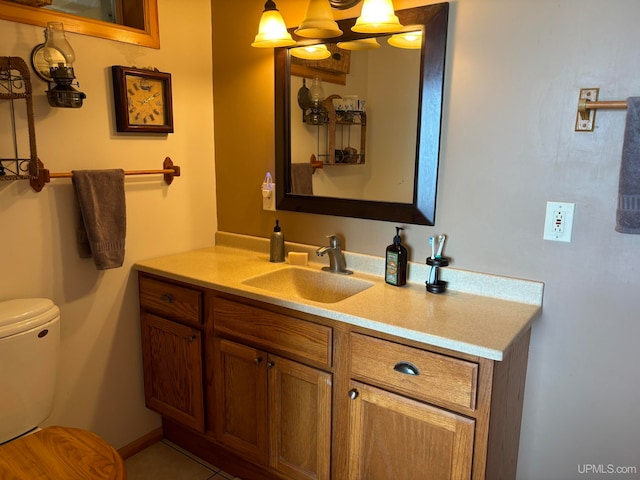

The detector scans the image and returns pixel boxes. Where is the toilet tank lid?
[0,298,59,332]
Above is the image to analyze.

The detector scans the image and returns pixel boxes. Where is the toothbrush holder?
[425,256,449,294]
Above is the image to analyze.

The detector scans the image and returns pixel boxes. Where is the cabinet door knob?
[348,388,359,400]
[160,293,174,304]
[185,335,197,342]
[393,361,420,376]
[254,357,263,364]
[267,361,275,368]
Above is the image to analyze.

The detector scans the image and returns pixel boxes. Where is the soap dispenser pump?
[385,226,407,286]
[270,219,285,263]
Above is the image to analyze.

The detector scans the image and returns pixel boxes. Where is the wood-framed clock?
[111,66,174,133]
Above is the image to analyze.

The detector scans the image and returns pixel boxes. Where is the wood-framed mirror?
[0,0,159,48]
[275,3,448,225]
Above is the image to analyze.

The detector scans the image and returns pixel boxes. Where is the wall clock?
[111,66,174,133]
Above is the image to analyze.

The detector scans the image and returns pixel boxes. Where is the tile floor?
[125,439,245,480]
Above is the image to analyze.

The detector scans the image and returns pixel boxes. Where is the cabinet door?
[347,381,474,480]
[214,338,268,464]
[140,312,204,431]
[268,354,332,480]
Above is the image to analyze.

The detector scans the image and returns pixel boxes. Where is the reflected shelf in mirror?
[275,3,449,225]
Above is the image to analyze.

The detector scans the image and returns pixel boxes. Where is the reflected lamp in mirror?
[31,22,86,108]
[337,37,380,50]
[252,0,296,48]
[387,30,422,49]
[290,44,332,60]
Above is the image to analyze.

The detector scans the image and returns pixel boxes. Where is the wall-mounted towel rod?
[30,157,181,192]
[576,88,628,131]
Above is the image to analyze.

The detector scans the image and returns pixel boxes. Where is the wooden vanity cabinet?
[212,297,333,480]
[138,273,532,480]
[138,274,205,432]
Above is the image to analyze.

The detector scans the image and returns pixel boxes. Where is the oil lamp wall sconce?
[31,22,86,108]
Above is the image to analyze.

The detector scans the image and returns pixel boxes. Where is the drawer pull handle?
[394,361,420,376]
[160,294,174,304]
[348,388,359,400]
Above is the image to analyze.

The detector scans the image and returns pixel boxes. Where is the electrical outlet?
[544,202,575,242]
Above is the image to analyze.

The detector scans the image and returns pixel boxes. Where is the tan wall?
[213,1,640,479]
[0,0,216,448]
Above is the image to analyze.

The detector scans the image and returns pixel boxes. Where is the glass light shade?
[290,44,332,60]
[252,1,296,48]
[337,38,380,50]
[295,0,343,38]
[352,0,403,34]
[43,22,76,69]
[309,76,325,104]
[387,30,422,49]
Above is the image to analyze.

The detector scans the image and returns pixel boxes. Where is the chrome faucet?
[316,235,353,275]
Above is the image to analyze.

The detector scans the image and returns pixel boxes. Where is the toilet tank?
[0,298,60,444]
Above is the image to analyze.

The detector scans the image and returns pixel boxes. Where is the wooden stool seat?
[0,426,126,479]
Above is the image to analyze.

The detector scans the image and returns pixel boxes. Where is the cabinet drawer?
[350,333,478,411]
[214,298,332,368]
[139,276,202,325]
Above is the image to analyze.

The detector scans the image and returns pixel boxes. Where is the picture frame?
[111,66,174,133]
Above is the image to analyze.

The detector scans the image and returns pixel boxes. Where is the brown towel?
[291,163,314,195]
[72,169,126,270]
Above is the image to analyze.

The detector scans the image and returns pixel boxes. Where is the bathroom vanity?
[135,233,543,480]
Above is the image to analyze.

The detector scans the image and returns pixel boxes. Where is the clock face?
[125,74,166,126]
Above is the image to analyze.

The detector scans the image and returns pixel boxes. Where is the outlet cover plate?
[544,201,575,242]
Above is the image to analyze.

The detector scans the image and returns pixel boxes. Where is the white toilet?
[0,298,126,479]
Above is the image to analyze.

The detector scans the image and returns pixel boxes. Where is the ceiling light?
[352,0,403,34]
[251,0,296,48]
[295,0,343,38]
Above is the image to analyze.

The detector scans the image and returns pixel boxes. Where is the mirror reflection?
[43,0,144,29]
[275,3,449,225]
[290,34,420,203]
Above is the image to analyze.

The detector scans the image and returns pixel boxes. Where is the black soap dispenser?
[270,219,285,263]
[385,227,407,286]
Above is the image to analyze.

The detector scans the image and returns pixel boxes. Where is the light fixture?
[387,30,422,49]
[31,22,86,108]
[295,0,343,38]
[290,44,332,60]
[251,0,296,48]
[337,37,380,51]
[352,0,403,34]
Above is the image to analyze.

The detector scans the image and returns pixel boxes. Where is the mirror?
[0,0,159,48]
[275,3,448,225]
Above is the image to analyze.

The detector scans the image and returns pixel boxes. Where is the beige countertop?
[133,232,544,361]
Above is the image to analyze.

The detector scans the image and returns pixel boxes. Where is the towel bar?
[30,157,181,192]
[576,88,628,131]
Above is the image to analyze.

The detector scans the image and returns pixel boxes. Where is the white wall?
[217,1,640,479]
[0,0,216,449]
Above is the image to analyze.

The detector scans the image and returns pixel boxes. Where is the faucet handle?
[326,234,341,248]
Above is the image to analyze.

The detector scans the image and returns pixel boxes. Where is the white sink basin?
[242,267,373,304]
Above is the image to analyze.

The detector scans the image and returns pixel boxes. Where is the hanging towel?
[72,169,126,270]
[616,97,640,234]
[291,163,314,195]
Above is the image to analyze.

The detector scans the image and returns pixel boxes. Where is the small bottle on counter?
[270,219,285,263]
[385,226,407,286]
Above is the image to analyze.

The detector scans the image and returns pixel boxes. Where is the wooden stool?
[0,426,126,479]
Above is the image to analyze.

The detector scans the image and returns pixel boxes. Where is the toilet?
[0,298,126,479]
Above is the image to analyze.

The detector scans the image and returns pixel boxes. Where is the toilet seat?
[0,426,126,479]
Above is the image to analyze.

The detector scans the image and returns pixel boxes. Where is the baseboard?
[117,427,163,460]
